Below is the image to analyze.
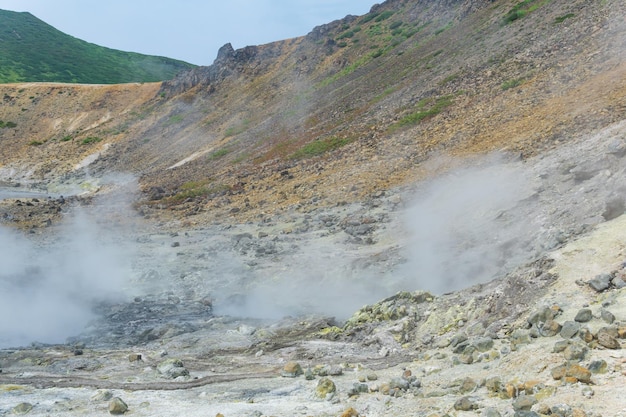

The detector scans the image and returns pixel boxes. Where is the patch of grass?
[439,73,460,86]
[166,114,184,125]
[29,140,44,146]
[389,95,454,131]
[503,0,550,24]
[207,148,230,160]
[318,55,371,88]
[0,120,17,128]
[290,136,354,160]
[554,13,575,23]
[501,77,524,90]
[224,119,250,137]
[359,12,380,24]
[60,135,72,142]
[167,180,230,203]
[81,136,102,145]
[375,11,394,22]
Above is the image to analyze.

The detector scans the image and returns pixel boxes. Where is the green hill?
[0,9,195,84]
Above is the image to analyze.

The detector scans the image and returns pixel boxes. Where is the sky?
[0,1,376,65]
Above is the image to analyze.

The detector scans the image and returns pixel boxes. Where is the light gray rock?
[560,321,581,339]
[108,397,128,415]
[157,358,189,379]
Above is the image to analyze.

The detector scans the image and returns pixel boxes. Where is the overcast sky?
[0,1,376,65]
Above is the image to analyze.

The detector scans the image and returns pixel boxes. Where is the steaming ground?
[1,120,625,349]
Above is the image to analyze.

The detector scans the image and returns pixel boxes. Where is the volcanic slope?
[0,0,622,224]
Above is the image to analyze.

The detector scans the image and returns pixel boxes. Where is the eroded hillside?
[0,0,624,223]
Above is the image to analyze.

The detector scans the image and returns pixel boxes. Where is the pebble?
[574,308,593,323]
[108,397,128,415]
[588,274,611,292]
[600,308,615,324]
[513,394,537,411]
[596,327,621,349]
[315,377,336,400]
[454,396,479,411]
[560,321,581,339]
[282,361,303,377]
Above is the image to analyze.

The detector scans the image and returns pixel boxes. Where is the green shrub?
[501,78,524,90]
[503,0,548,24]
[29,140,44,146]
[375,11,394,22]
[389,21,403,30]
[60,135,72,142]
[360,12,380,24]
[391,96,453,130]
[290,136,353,160]
[0,120,17,128]
[554,13,575,23]
[81,136,102,145]
[207,148,230,160]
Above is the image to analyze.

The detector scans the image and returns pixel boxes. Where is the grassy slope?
[0,9,195,84]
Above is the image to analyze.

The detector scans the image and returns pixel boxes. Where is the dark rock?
[550,404,573,417]
[574,308,593,322]
[588,274,612,292]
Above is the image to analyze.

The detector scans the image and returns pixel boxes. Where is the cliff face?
[0,0,624,222]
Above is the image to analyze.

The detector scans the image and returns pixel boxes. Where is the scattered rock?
[560,321,581,339]
[157,358,189,379]
[513,394,537,411]
[282,361,303,377]
[91,390,114,402]
[108,397,128,415]
[339,407,359,417]
[596,327,621,349]
[454,396,479,411]
[588,274,611,292]
[315,377,336,400]
[574,308,593,323]
[600,308,615,324]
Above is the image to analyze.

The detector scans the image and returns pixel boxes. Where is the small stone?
[91,390,114,402]
[588,274,611,292]
[600,309,615,324]
[129,353,142,362]
[566,364,592,383]
[578,327,594,343]
[157,358,189,379]
[513,411,540,417]
[482,407,502,417]
[315,377,336,400]
[551,364,567,380]
[563,343,588,361]
[282,361,303,377]
[588,359,608,374]
[560,321,581,339]
[540,319,562,337]
[459,377,478,393]
[550,404,573,417]
[553,340,570,353]
[473,337,495,352]
[454,396,479,411]
[512,394,537,411]
[328,365,343,376]
[12,403,33,415]
[108,397,128,415]
[582,386,595,398]
[574,309,593,323]
[596,329,621,349]
[305,367,315,380]
[528,306,555,325]
[339,407,359,417]
[389,377,410,391]
[366,372,378,381]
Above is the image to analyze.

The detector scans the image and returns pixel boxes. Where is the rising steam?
[0,176,137,348]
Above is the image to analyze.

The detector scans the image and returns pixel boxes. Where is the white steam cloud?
[0,177,137,348]
[402,155,539,294]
